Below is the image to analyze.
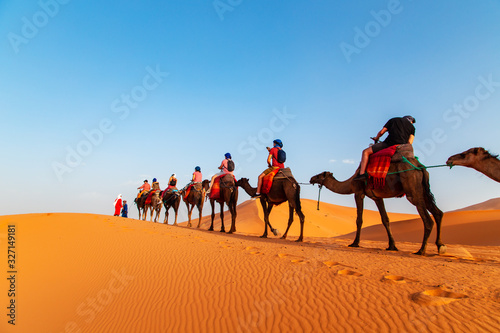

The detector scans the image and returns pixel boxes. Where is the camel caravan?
[129,116,499,256]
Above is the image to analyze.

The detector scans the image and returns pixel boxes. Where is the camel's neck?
[322,175,354,195]
[240,182,257,196]
[471,158,500,182]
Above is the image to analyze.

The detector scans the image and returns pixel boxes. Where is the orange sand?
[1,200,500,332]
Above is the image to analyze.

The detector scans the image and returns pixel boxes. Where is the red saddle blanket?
[209,174,236,200]
[145,190,159,205]
[262,168,281,194]
[367,145,398,189]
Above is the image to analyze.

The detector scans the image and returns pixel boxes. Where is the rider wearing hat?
[208,153,234,193]
[355,115,416,181]
[255,139,284,197]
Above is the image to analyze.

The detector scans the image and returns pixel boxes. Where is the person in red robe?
[114,194,123,216]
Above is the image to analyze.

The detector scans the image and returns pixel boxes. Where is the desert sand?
[1,199,499,332]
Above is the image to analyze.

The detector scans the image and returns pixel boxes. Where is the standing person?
[114,194,123,216]
[121,200,128,218]
[137,179,151,198]
[355,115,416,181]
[209,153,234,193]
[255,139,284,197]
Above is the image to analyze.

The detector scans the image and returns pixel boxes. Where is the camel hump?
[392,144,415,162]
[221,173,235,183]
[274,167,295,180]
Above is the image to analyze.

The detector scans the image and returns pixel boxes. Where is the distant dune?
[450,197,500,212]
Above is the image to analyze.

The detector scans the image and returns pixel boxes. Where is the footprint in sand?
[337,269,363,277]
[381,275,414,284]
[290,259,309,264]
[411,288,468,306]
[221,245,232,249]
[243,247,264,255]
[277,253,309,264]
[323,261,340,268]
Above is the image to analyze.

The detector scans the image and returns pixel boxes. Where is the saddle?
[209,174,236,200]
[367,144,415,189]
[262,167,295,194]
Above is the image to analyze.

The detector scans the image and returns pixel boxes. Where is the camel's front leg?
[349,193,365,247]
[186,203,193,228]
[196,203,203,228]
[261,200,274,238]
[415,205,434,255]
[228,201,237,234]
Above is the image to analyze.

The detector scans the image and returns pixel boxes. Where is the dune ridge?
[1,209,500,332]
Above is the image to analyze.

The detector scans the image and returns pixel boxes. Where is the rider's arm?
[408,134,415,144]
[267,152,273,167]
[374,127,388,141]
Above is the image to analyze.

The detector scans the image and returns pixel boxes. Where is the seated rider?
[166,174,178,191]
[152,178,161,191]
[255,139,284,197]
[180,166,203,193]
[137,179,151,198]
[354,115,416,181]
[209,153,234,193]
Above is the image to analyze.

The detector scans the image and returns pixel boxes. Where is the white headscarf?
[114,194,122,206]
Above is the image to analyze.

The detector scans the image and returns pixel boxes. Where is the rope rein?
[386,156,451,175]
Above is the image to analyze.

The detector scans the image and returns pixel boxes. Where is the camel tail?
[294,182,303,215]
[420,165,436,208]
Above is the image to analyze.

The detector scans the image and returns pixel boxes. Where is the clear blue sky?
[1,0,499,219]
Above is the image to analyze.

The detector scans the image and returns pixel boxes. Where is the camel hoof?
[227,231,234,234]
[260,234,268,239]
[208,228,214,231]
[272,229,279,236]
[438,245,447,255]
[348,243,359,248]
[220,229,225,233]
[386,246,399,251]
[295,238,303,242]
[413,250,425,256]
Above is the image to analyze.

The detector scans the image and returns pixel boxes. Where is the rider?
[152,178,161,191]
[208,153,234,193]
[180,166,203,193]
[354,115,416,181]
[137,179,151,198]
[255,139,284,197]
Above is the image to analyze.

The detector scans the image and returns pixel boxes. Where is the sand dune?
[2,198,500,332]
[450,197,500,212]
[1,206,499,332]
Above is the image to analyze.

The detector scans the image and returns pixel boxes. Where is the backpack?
[277,149,286,164]
[227,159,235,172]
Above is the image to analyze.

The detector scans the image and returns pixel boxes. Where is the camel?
[236,175,305,242]
[144,191,162,222]
[181,180,209,228]
[134,191,148,219]
[446,147,500,182]
[310,152,445,255]
[208,174,238,233]
[162,190,181,225]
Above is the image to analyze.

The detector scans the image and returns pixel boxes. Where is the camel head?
[446,147,498,167]
[235,178,250,187]
[202,179,210,190]
[310,172,333,186]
